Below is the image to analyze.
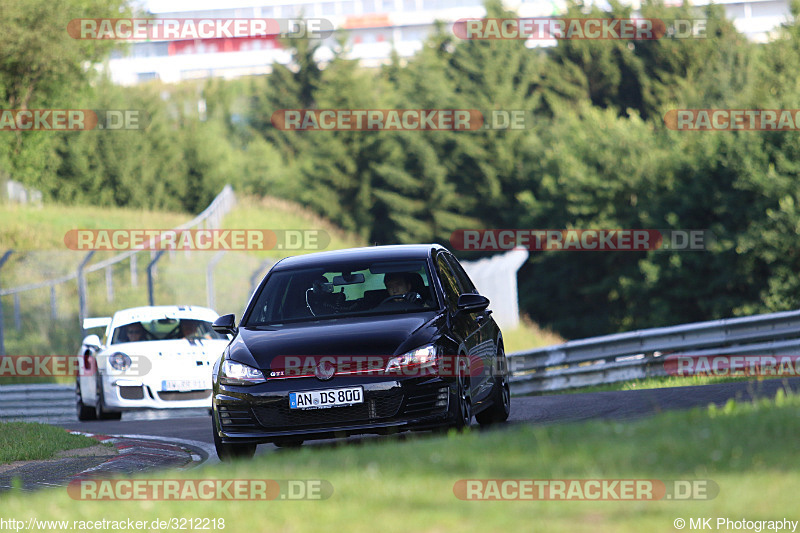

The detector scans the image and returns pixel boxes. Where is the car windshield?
[245,260,438,326]
[110,318,227,344]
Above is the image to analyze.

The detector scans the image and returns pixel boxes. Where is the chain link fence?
[0,186,275,357]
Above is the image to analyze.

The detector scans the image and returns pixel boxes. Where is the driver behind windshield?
[125,322,146,342]
[383,272,424,305]
[180,319,212,340]
[384,272,412,296]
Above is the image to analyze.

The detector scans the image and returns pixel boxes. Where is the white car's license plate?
[289,387,364,410]
[161,379,210,391]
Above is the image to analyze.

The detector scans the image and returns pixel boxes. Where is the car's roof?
[272,244,446,271]
[111,305,219,327]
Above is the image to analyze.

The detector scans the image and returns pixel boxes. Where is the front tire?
[213,414,257,461]
[76,379,97,421]
[476,347,511,425]
[95,376,122,421]
[451,371,472,430]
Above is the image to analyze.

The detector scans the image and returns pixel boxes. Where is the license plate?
[289,387,364,410]
[161,379,209,391]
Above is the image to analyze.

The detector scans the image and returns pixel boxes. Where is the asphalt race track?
[56,377,800,457]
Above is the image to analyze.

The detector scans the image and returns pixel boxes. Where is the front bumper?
[213,376,454,443]
[102,377,212,410]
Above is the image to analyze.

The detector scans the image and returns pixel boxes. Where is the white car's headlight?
[108,352,132,371]
[385,344,439,372]
[220,360,266,386]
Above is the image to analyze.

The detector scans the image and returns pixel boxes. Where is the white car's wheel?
[76,379,97,421]
[94,375,122,421]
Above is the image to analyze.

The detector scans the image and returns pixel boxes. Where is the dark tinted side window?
[446,254,477,295]
[435,253,460,311]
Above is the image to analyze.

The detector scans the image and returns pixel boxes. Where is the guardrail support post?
[50,286,57,321]
[130,253,138,287]
[105,265,114,302]
[13,294,21,330]
[147,251,165,306]
[78,251,95,337]
[207,251,226,310]
[0,250,13,356]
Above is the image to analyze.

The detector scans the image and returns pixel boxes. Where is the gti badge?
[314,360,335,381]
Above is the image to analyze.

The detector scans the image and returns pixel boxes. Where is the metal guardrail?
[0,383,74,422]
[508,308,800,395]
[5,308,800,419]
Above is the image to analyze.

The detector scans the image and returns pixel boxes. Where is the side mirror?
[456,293,490,314]
[212,314,237,336]
[81,334,101,351]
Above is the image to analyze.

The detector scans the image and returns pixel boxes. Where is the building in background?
[109,0,791,84]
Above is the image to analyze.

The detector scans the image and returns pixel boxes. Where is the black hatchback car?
[211,244,510,460]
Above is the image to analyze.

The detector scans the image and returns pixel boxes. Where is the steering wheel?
[379,292,422,306]
[379,295,407,306]
[164,324,182,340]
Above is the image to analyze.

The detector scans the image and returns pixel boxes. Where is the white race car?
[76,305,230,421]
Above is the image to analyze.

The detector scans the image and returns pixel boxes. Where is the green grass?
[222,196,364,260]
[0,204,189,250]
[0,423,98,464]
[2,391,799,531]
[504,315,564,353]
[536,374,754,396]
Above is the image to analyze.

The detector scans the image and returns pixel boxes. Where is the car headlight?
[220,360,266,386]
[385,344,439,373]
[108,352,132,371]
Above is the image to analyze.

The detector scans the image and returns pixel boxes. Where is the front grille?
[402,386,449,417]
[252,389,403,429]
[119,385,144,400]
[157,390,211,401]
[218,405,258,431]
